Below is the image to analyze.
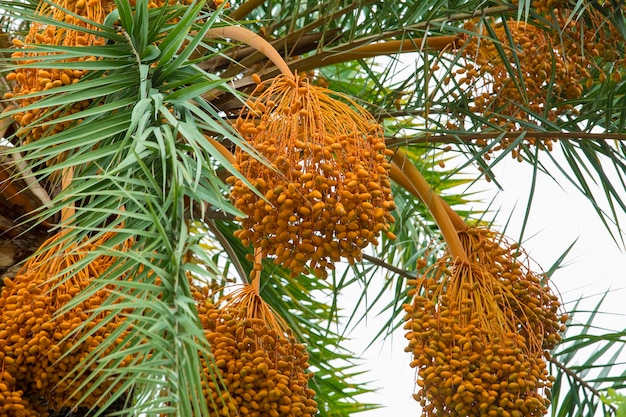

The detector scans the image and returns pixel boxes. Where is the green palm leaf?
[1,1,625,417]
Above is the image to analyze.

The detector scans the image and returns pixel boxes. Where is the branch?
[259,5,516,78]
[286,35,459,73]
[361,253,416,280]
[386,131,626,147]
[549,356,618,415]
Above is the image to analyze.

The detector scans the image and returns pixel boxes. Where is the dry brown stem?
[291,36,459,71]
[0,148,52,230]
[361,253,416,280]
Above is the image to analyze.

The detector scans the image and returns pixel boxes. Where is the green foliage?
[0,0,625,417]
[603,389,626,417]
[549,292,626,417]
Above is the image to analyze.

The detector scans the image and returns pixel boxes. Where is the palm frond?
[0,1,242,415]
[550,291,626,417]
[1,1,626,417]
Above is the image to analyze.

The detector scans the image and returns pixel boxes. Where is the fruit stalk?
[207,26,293,79]
[252,247,261,293]
[61,166,74,224]
[389,150,468,262]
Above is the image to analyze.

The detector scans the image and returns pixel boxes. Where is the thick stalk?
[204,135,236,164]
[388,155,467,231]
[390,150,468,262]
[61,166,74,224]
[365,36,458,53]
[252,246,261,293]
[229,0,264,21]
[444,201,467,232]
[207,26,293,79]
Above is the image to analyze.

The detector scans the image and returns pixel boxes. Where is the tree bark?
[0,148,51,279]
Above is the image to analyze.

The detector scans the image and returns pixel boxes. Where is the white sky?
[342,146,626,416]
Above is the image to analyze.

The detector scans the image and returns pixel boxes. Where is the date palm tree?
[0,0,624,416]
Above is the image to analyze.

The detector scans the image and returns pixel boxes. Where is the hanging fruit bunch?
[0,232,131,415]
[4,0,194,146]
[4,0,116,145]
[229,71,396,277]
[402,226,566,417]
[456,227,566,350]
[207,23,396,278]
[196,284,318,417]
[455,19,568,158]
[389,150,566,417]
[455,11,625,161]
[0,189,132,416]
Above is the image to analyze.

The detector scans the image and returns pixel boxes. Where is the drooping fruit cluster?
[229,73,396,277]
[0,230,130,415]
[4,0,116,145]
[404,295,553,417]
[456,19,573,158]
[0,376,47,417]
[456,13,624,161]
[403,226,566,417]
[4,0,194,146]
[196,284,318,417]
[456,227,565,350]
